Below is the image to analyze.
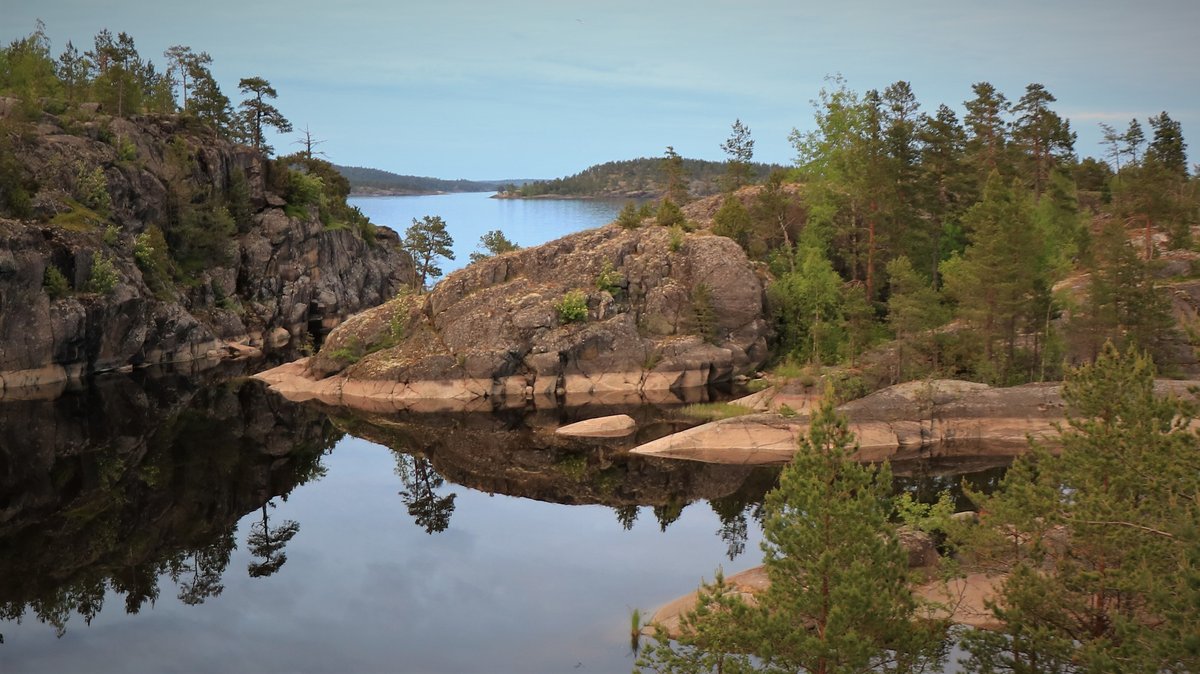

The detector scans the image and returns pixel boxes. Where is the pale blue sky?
[6,0,1198,179]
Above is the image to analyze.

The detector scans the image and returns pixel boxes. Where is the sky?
[6,0,1199,180]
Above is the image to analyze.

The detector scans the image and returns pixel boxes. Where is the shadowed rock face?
[0,108,413,393]
[266,224,770,409]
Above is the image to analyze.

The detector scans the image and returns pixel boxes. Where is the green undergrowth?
[680,402,754,421]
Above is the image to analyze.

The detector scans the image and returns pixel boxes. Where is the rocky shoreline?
[256,223,771,410]
[0,105,414,395]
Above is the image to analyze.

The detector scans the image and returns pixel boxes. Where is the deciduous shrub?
[85,251,119,294]
[555,289,588,324]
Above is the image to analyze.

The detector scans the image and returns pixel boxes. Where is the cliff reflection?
[0,374,339,638]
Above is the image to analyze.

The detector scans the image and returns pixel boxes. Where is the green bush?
[86,251,119,294]
[0,129,34,218]
[133,226,174,298]
[656,198,684,227]
[44,265,70,299]
[285,170,324,210]
[555,289,589,324]
[226,168,254,233]
[74,162,110,212]
[712,194,753,252]
[167,203,235,275]
[690,282,718,342]
[103,224,120,246]
[116,137,137,162]
[616,201,642,229]
[595,262,623,296]
[669,225,685,252]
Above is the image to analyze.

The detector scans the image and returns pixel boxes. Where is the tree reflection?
[0,376,338,640]
[247,501,300,578]
[653,496,685,532]
[172,531,235,604]
[394,453,457,534]
[709,494,765,561]
[613,504,640,530]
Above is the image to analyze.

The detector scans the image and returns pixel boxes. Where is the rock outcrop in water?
[631,378,1200,464]
[0,103,414,393]
[258,224,770,408]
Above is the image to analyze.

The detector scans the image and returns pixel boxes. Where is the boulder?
[554,414,637,437]
[630,378,1200,464]
[264,224,770,408]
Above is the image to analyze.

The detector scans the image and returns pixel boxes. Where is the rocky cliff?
[258,224,771,408]
[0,101,413,392]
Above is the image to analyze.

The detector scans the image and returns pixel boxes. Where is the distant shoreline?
[349,188,496,197]
[491,192,657,201]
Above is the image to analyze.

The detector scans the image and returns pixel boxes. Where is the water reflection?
[0,373,338,639]
[0,372,1014,660]
[328,404,781,539]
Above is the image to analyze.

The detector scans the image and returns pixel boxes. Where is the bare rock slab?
[554,414,637,438]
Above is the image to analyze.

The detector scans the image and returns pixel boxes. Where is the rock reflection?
[327,405,782,538]
[0,373,339,639]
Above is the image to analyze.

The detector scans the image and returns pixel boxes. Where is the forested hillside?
[631,78,1197,389]
[507,154,781,199]
[333,165,517,195]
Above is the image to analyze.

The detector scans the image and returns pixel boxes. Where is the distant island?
[334,165,538,196]
[498,156,783,200]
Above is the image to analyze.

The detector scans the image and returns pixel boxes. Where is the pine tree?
[237,76,293,154]
[721,119,755,191]
[404,215,455,289]
[886,255,947,381]
[468,229,519,263]
[1147,111,1188,177]
[960,343,1200,673]
[1012,83,1076,196]
[662,146,689,204]
[963,82,1010,180]
[916,104,971,283]
[637,393,945,674]
[941,173,1042,383]
[163,45,211,112]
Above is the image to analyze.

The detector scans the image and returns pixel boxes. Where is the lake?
[0,196,1004,673]
[349,192,631,279]
[0,370,1004,673]
[0,372,780,673]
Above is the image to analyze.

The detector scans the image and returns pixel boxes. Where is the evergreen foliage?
[721,119,755,191]
[637,393,945,674]
[85,251,119,294]
[43,265,70,299]
[237,76,292,154]
[515,157,778,199]
[656,198,686,227]
[616,201,645,229]
[468,229,520,264]
[403,215,455,289]
[958,343,1200,673]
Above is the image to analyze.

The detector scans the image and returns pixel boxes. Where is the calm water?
[0,375,779,673]
[0,198,1006,672]
[0,373,1007,673]
[349,192,629,278]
